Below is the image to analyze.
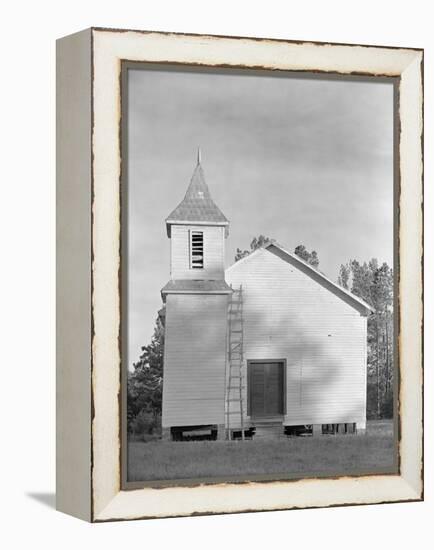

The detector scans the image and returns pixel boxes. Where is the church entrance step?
[253,422,284,440]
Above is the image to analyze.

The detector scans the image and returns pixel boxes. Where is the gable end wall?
[226,249,367,426]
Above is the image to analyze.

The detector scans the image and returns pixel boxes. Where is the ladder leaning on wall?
[226,285,245,440]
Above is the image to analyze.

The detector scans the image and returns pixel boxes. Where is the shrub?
[130,409,157,436]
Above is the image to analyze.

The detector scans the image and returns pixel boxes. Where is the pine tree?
[342,259,393,419]
[337,263,350,289]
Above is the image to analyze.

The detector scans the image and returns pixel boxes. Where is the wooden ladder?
[226,285,245,440]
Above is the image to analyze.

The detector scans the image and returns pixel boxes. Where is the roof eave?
[162,289,232,295]
[161,288,233,302]
[166,219,230,237]
[264,243,375,314]
[225,243,374,315]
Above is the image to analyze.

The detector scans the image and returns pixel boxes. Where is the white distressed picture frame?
[56,27,423,522]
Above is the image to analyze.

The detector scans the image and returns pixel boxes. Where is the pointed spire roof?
[166,150,229,237]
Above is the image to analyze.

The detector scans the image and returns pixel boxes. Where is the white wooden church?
[161,153,373,440]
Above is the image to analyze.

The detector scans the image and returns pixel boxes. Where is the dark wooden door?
[249,362,284,417]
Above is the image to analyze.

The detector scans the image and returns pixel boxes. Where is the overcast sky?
[127,67,394,366]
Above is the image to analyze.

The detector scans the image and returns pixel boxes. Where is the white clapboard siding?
[226,247,368,426]
[170,225,225,280]
[162,293,228,427]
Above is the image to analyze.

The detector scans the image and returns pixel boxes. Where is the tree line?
[338,259,394,419]
[127,236,393,435]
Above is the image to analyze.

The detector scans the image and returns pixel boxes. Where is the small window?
[190,231,204,269]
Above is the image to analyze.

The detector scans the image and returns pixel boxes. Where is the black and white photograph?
[2,0,429,540]
[123,64,397,484]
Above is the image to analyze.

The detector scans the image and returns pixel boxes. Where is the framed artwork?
[56,27,423,522]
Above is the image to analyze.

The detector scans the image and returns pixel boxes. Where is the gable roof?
[166,160,229,237]
[226,242,374,315]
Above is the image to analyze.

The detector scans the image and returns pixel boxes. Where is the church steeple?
[160,151,232,440]
[164,151,229,282]
[165,151,229,238]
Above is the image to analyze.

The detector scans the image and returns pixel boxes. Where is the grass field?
[127,420,396,482]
